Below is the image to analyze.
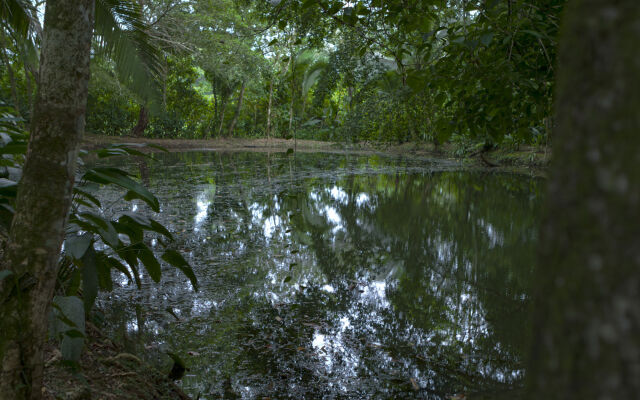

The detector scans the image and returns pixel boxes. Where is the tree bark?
[227,81,246,137]
[253,103,258,135]
[288,93,294,139]
[217,98,227,137]
[527,1,640,398]
[0,1,95,399]
[266,78,274,141]
[131,105,149,137]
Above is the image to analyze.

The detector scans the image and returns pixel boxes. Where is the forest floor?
[43,323,189,400]
[83,134,551,170]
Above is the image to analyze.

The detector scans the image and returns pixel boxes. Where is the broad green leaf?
[162,250,198,292]
[119,212,173,239]
[51,296,85,362]
[76,212,119,247]
[104,256,133,284]
[81,247,99,313]
[65,233,93,260]
[83,167,159,212]
[95,253,114,292]
[133,243,161,283]
[113,220,144,244]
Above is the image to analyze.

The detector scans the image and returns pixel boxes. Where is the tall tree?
[527,1,640,397]
[0,1,95,399]
[227,80,246,136]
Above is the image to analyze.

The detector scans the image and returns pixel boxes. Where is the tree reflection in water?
[97,151,542,399]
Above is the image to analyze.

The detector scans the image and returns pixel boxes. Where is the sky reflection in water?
[97,151,542,399]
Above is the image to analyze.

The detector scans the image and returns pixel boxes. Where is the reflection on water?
[95,151,542,399]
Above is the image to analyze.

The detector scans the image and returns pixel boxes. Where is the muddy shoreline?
[82,134,550,172]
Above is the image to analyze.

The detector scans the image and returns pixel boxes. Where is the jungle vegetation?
[1,0,560,147]
[1,0,639,399]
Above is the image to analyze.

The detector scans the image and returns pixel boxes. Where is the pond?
[94,151,543,399]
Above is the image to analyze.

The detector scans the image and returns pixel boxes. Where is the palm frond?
[302,61,328,96]
[94,0,164,103]
[0,0,31,38]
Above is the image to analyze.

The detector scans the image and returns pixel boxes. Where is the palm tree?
[0,1,161,399]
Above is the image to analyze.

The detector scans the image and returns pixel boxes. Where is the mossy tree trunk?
[0,1,95,399]
[527,1,640,398]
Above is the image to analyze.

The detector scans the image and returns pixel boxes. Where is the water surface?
[96,151,542,399]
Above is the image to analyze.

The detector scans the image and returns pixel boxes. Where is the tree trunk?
[527,1,640,398]
[288,52,295,139]
[266,79,273,141]
[288,94,294,139]
[0,1,95,399]
[131,105,149,137]
[217,99,227,137]
[253,104,258,135]
[227,81,246,137]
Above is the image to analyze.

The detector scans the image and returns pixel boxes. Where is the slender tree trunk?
[0,1,95,399]
[288,94,294,139]
[161,56,168,108]
[288,51,295,139]
[212,77,219,119]
[217,99,227,137]
[266,79,274,142]
[131,105,149,137]
[227,81,246,137]
[527,1,640,398]
[253,104,258,135]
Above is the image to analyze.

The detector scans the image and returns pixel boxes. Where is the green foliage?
[0,103,198,363]
[263,0,562,145]
[86,64,139,136]
[149,57,210,138]
[2,0,564,145]
[50,296,86,362]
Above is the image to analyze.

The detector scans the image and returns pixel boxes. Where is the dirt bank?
[43,323,189,400]
[82,134,550,171]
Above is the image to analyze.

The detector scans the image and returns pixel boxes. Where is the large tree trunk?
[227,81,246,137]
[527,1,640,398]
[0,1,95,399]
